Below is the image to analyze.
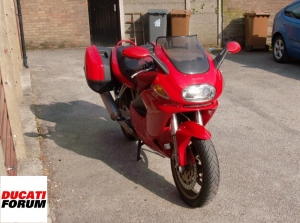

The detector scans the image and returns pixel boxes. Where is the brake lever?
[131,66,156,78]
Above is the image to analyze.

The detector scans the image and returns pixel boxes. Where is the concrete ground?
[21,48,300,223]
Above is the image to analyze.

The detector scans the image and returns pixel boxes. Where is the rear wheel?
[117,89,138,141]
[171,138,219,207]
[273,35,289,63]
[120,125,137,141]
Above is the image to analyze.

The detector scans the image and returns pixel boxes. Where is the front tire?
[171,139,219,207]
[273,35,289,63]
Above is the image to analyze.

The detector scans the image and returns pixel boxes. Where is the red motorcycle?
[84,35,240,207]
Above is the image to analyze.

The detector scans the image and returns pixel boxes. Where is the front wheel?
[171,138,220,207]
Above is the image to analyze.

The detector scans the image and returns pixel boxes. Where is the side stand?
[137,140,144,162]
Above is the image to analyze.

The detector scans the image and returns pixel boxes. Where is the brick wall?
[21,0,294,49]
[123,0,186,45]
[223,0,293,46]
[123,0,218,45]
[21,0,218,48]
[190,1,218,45]
[21,0,90,49]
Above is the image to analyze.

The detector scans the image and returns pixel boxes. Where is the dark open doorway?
[88,0,121,46]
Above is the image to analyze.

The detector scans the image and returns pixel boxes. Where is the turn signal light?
[153,85,169,99]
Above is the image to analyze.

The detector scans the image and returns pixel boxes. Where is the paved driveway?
[27,49,300,223]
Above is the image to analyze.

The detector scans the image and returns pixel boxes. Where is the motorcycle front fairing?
[153,35,224,105]
[130,36,223,165]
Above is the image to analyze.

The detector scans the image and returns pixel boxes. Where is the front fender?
[176,121,211,166]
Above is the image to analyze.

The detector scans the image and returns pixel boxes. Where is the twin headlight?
[182,84,216,102]
[153,84,216,102]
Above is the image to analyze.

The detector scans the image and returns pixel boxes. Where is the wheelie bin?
[170,10,191,36]
[148,9,168,43]
[244,12,270,51]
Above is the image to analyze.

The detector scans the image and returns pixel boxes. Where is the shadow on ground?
[27,100,187,208]
[211,49,300,81]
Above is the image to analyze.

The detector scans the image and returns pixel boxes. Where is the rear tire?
[171,138,219,207]
[117,89,138,141]
[121,125,137,141]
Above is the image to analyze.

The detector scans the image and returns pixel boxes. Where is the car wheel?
[273,36,289,63]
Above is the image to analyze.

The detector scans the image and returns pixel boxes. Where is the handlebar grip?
[130,61,155,73]
[130,65,156,79]
[125,63,143,76]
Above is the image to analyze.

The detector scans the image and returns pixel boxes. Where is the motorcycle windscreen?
[156,35,209,74]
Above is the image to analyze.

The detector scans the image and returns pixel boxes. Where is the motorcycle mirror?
[226,41,241,54]
[213,41,241,69]
[122,46,150,59]
[123,46,169,75]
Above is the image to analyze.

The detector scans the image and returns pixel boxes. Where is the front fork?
[171,111,203,170]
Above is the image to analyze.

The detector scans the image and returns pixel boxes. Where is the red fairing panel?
[111,47,135,89]
[85,45,105,81]
[129,104,172,158]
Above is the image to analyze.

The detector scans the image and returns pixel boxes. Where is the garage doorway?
[88,0,121,46]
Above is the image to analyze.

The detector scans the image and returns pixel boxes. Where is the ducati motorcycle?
[84,35,241,207]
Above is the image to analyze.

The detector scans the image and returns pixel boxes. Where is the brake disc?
[176,161,197,190]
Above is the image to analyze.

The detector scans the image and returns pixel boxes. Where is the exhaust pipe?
[100,92,121,120]
[100,92,138,138]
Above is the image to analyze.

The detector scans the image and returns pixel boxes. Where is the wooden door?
[88,0,121,46]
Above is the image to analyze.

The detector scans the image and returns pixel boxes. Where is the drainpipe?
[185,0,190,10]
[16,0,28,68]
[217,0,222,48]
